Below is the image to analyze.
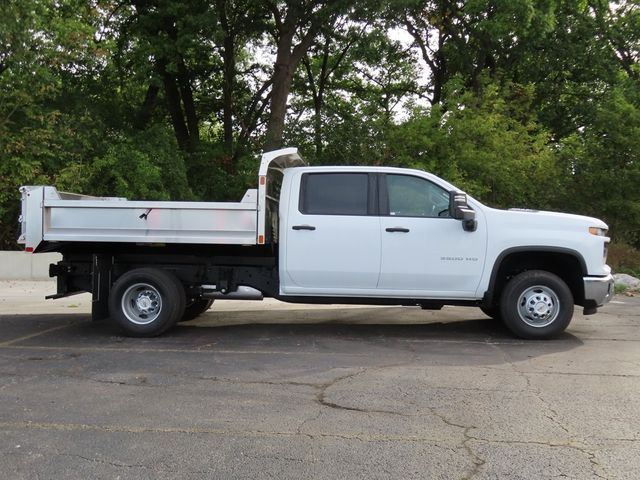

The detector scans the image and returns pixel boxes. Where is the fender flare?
[483,246,588,306]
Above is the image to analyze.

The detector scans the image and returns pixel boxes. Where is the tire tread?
[499,270,574,339]
[108,268,186,337]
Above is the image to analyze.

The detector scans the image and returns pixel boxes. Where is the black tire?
[499,270,574,339]
[180,298,214,322]
[108,268,186,337]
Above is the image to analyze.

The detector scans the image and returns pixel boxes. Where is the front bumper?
[583,274,614,308]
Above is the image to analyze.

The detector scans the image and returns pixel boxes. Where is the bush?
[607,243,640,277]
[185,143,258,202]
[55,126,192,201]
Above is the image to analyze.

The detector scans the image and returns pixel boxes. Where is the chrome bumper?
[583,274,614,307]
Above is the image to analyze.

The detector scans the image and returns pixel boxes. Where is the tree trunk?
[431,58,445,105]
[313,99,323,156]
[222,37,235,154]
[135,84,159,129]
[217,0,236,156]
[158,60,191,152]
[177,59,199,149]
[264,34,295,151]
[262,2,333,151]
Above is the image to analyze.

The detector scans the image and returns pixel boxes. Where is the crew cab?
[19,147,614,339]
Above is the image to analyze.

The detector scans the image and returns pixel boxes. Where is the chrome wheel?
[517,285,559,328]
[121,283,163,325]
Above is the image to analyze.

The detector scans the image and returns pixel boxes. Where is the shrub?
[608,243,640,277]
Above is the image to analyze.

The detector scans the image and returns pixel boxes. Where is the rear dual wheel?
[180,298,214,322]
[108,268,185,337]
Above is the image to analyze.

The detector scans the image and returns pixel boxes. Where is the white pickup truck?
[19,147,614,339]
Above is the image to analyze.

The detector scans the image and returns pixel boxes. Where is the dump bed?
[18,148,305,252]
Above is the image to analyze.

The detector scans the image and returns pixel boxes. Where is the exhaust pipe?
[200,285,263,301]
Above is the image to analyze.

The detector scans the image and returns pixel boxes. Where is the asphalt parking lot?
[0,281,638,479]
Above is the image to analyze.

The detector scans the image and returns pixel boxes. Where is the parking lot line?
[0,323,75,347]
[0,420,463,444]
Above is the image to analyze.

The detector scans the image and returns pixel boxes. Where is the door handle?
[292,225,316,231]
[385,227,410,233]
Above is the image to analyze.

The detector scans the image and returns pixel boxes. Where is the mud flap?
[91,254,112,321]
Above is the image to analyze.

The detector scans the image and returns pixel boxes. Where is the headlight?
[589,227,607,236]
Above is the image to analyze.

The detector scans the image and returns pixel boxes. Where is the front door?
[377,174,486,297]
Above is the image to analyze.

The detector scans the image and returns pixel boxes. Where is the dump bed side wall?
[20,186,258,249]
[43,199,257,245]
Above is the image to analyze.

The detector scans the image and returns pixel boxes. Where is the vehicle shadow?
[0,307,584,367]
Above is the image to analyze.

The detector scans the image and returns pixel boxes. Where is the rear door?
[282,171,381,294]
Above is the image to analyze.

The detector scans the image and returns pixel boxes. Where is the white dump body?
[19,148,305,251]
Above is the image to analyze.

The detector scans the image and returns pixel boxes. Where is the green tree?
[382,78,561,209]
[1,0,639,255]
[560,79,640,244]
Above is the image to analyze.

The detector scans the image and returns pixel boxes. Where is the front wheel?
[499,270,574,339]
[108,268,186,337]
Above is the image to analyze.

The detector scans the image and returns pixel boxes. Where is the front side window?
[386,174,450,217]
[300,173,369,215]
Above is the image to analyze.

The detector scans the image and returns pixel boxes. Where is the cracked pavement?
[0,281,639,479]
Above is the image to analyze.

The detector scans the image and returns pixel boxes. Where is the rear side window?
[300,173,368,215]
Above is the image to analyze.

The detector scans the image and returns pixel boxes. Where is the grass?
[614,283,629,295]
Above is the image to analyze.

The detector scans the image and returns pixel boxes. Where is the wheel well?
[487,251,586,307]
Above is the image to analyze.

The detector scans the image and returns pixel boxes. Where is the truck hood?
[483,206,609,231]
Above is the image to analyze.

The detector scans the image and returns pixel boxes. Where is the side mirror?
[449,191,477,232]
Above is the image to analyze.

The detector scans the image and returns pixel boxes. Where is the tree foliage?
[1,0,639,250]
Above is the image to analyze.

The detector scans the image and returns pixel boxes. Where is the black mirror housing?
[449,191,472,219]
[449,191,477,231]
